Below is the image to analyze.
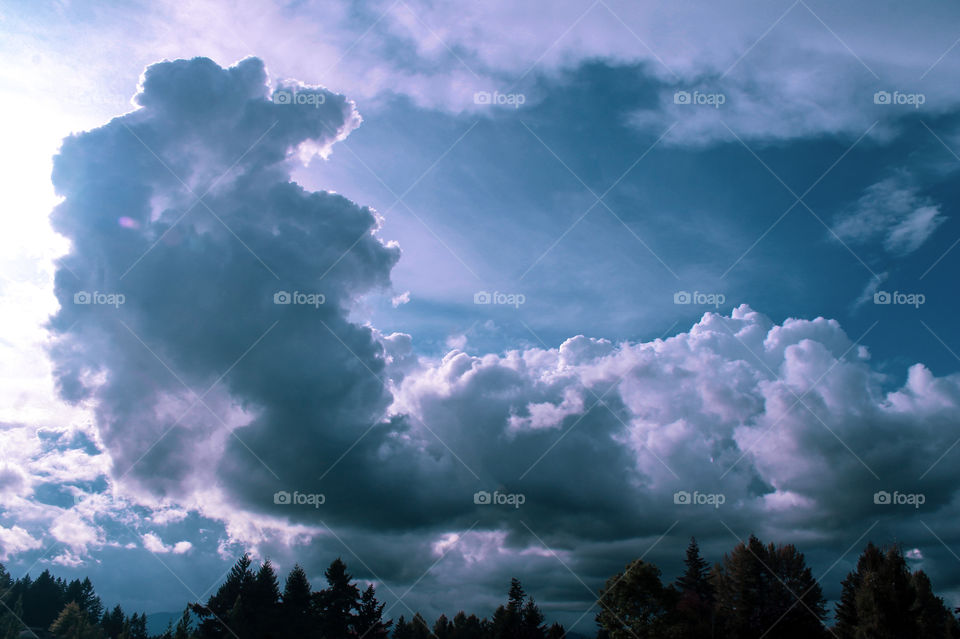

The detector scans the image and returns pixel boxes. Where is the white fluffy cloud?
[142,532,192,555]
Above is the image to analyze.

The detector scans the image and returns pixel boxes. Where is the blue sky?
[2,0,960,632]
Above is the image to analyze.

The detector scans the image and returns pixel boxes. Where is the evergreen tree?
[249,560,281,637]
[0,563,11,601]
[712,535,828,639]
[674,538,714,638]
[408,613,431,639]
[101,604,126,638]
[314,558,361,639]
[0,594,25,639]
[126,612,148,639]
[834,543,882,637]
[356,584,391,639]
[911,570,960,639]
[392,615,411,639]
[191,554,255,639]
[282,564,315,639]
[835,543,960,639]
[433,614,452,639]
[545,622,565,639]
[173,608,195,639]
[25,569,66,628]
[764,541,828,638]
[51,601,106,639]
[451,612,484,639]
[64,577,104,623]
[520,598,545,639]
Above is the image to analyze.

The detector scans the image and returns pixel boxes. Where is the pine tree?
[51,601,106,639]
[192,554,255,639]
[314,558,361,639]
[520,598,545,639]
[835,543,960,639]
[451,612,484,639]
[356,584,391,639]
[393,615,411,639]
[0,594,25,639]
[101,604,126,638]
[674,537,714,638]
[249,560,281,637]
[65,577,104,623]
[282,564,315,639]
[127,612,148,639]
[409,613,431,639]
[910,570,960,639]
[835,542,882,638]
[433,613,452,639]
[545,622,565,639]
[173,608,195,639]
[25,569,66,628]
[713,535,827,639]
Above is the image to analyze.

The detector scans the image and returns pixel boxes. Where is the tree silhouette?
[356,584,391,639]
[674,537,714,638]
[51,601,105,639]
[835,543,960,638]
[314,558,361,639]
[596,558,678,639]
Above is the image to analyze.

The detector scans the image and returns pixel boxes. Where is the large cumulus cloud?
[48,56,408,519]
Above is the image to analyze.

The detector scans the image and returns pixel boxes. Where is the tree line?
[0,535,958,639]
[597,536,960,638]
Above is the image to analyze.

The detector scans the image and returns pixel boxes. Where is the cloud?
[19,0,960,147]
[48,56,400,522]
[37,54,960,617]
[0,524,43,560]
[834,174,946,255]
[142,532,192,554]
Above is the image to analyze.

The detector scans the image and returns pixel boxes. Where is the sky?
[2,0,960,632]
